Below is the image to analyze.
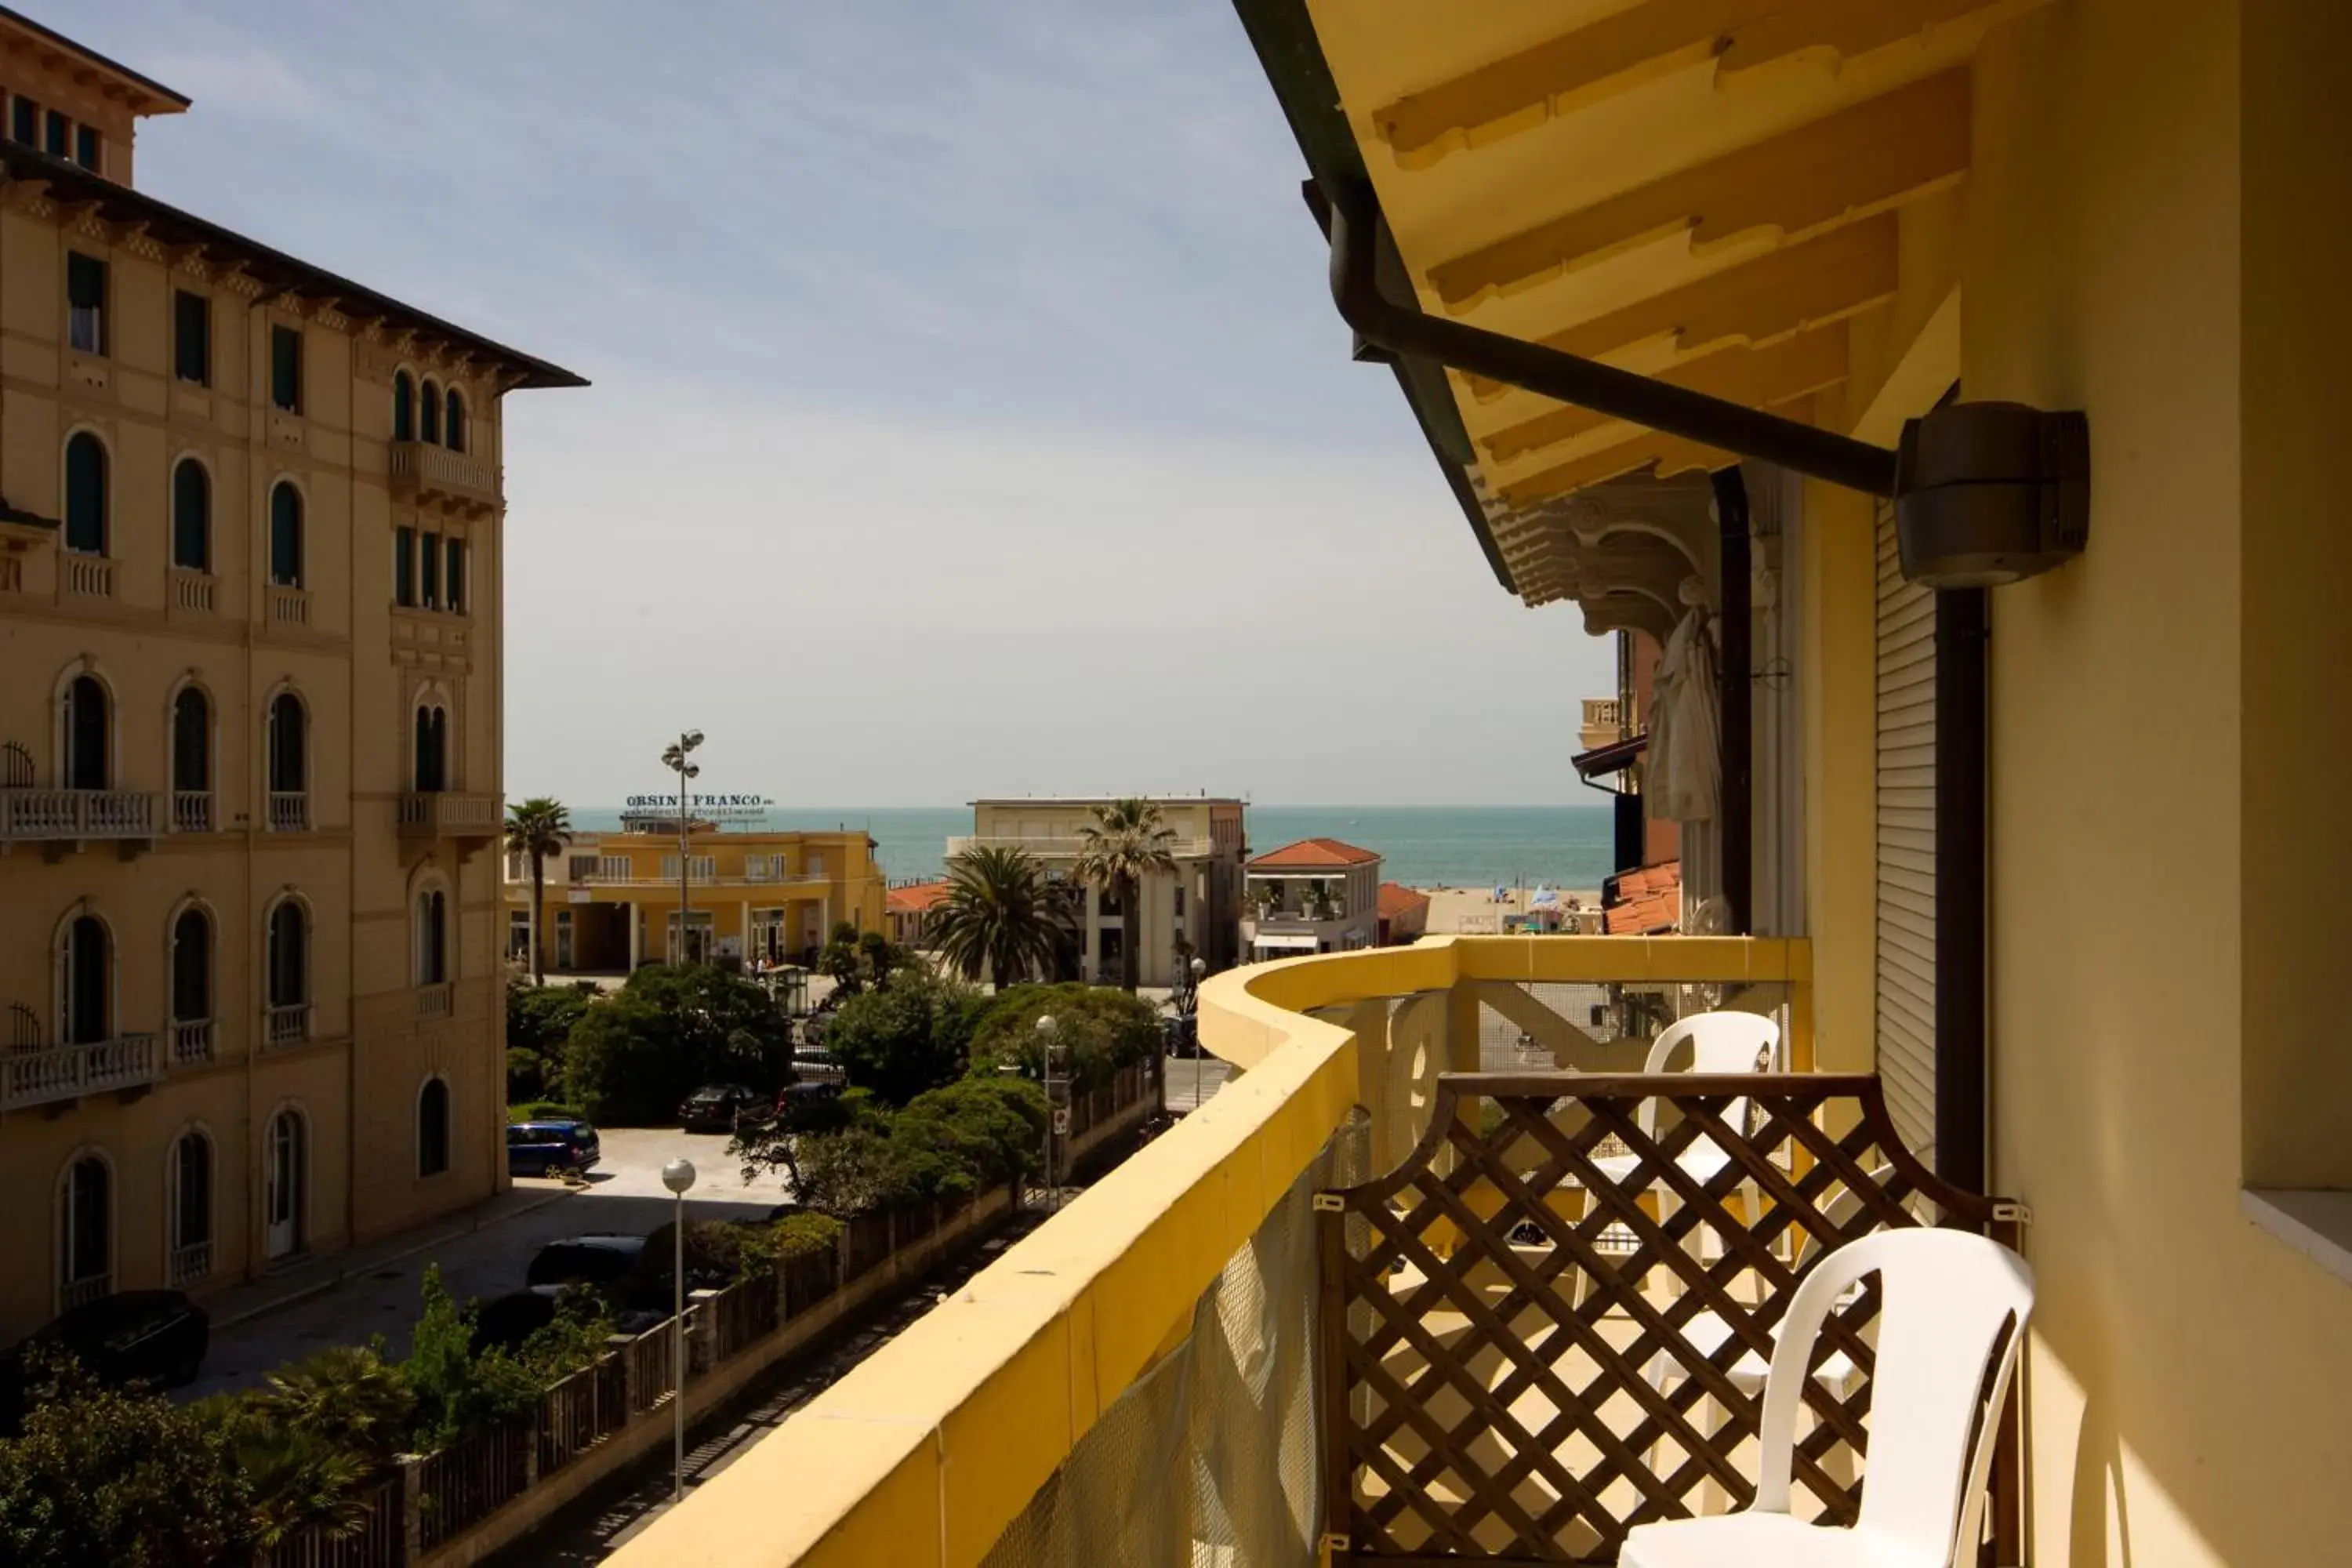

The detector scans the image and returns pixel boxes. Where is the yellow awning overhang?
[1238,0,2056,609]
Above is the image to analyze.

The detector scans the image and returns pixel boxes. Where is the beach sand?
[1420,884,1605,935]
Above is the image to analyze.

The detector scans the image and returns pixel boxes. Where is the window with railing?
[567,853,599,880]
[269,482,304,588]
[171,907,212,1063]
[58,1153,111,1311]
[172,459,211,574]
[597,855,632,881]
[172,687,211,831]
[66,252,106,356]
[267,692,307,830]
[265,898,310,1047]
[270,325,302,413]
[169,1131,212,1287]
[659,855,717,880]
[175,290,211,387]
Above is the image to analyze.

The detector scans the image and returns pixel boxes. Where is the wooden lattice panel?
[1319,1072,2010,1565]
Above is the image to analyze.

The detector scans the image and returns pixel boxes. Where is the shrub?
[397,1266,606,1450]
[736,1213,845,1275]
[561,964,789,1125]
[510,1100,586,1123]
[506,980,597,1101]
[764,1076,1047,1216]
[824,968,989,1105]
[969,982,1159,1091]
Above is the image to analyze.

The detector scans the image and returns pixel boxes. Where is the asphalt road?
[187,1127,790,1399]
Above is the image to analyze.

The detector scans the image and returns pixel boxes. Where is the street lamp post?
[661,1156,697,1499]
[659,731,703,966]
[1037,1014,1067,1214]
[1186,955,1208,1111]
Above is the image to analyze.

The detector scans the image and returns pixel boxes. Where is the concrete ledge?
[2244,1187,2352,1286]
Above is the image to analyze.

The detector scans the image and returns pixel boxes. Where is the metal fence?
[416,1418,531,1551]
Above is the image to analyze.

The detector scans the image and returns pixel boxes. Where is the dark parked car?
[678,1083,765,1132]
[16,1290,209,1394]
[524,1234,647,1290]
[506,1118,601,1178]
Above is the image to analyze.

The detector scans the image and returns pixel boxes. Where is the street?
[187,1127,790,1400]
[1163,1051,1233,1113]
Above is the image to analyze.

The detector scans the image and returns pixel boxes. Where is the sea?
[562,804,1615,892]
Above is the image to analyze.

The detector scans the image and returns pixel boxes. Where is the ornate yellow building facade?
[0,13,580,1341]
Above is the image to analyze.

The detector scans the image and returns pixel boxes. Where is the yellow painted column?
[1800,475,1878,1073]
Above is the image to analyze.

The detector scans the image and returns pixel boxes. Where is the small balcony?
[269,583,312,628]
[389,441,499,514]
[415,982,454,1020]
[169,1018,215,1065]
[167,1240,212,1288]
[267,791,310,833]
[399,790,502,851]
[169,568,216,615]
[1,788,160,858]
[263,1003,312,1051]
[172,790,216,833]
[61,553,112,600]
[2,1033,162,1110]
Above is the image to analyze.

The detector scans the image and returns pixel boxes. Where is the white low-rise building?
[1243,839,1382,960]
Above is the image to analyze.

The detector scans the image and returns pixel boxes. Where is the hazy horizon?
[74,1,1616,805]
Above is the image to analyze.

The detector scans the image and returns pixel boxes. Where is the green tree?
[823,969,989,1105]
[931,845,1063,991]
[751,1077,1046,1216]
[562,964,789,1124]
[1073,798,1178,992]
[503,798,572,985]
[245,1345,414,1471]
[506,978,597,1102]
[969,982,1160,1091]
[0,1351,253,1566]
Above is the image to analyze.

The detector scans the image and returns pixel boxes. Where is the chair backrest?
[1635,1010,1781,1140]
[1755,1229,2034,1563]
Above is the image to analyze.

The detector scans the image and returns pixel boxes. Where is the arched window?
[267,900,308,1011]
[419,380,441,445]
[412,702,448,792]
[268,482,303,587]
[172,687,210,797]
[64,674,107,790]
[61,913,109,1045]
[445,390,466,452]
[169,1131,213,1284]
[267,692,307,795]
[172,907,211,1029]
[416,887,448,985]
[64,432,106,554]
[417,1079,450,1177]
[263,1108,305,1258]
[59,1153,111,1308]
[171,459,210,572]
[392,370,415,442]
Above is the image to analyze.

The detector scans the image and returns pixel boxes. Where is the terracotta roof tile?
[887,880,951,914]
[1248,837,1383,870]
[1377,882,1430,919]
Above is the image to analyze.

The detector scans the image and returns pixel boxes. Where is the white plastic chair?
[1620,1228,2034,1568]
[1591,1010,1783,1189]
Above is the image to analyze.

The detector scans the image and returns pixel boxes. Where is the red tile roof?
[887,880,951,915]
[1602,860,1682,934]
[1377,882,1430,919]
[1249,837,1382,870]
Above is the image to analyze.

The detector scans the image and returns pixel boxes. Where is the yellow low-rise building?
[506,824,885,975]
[0,13,579,1341]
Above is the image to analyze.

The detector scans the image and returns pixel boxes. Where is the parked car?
[524,1234,646,1290]
[678,1083,766,1132]
[506,1118,601,1178]
[10,1290,209,1399]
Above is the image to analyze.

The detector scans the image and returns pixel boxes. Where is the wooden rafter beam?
[1375,0,2040,170]
[1461,214,1896,404]
[1496,390,1818,509]
[1426,68,1969,310]
[1481,318,1851,463]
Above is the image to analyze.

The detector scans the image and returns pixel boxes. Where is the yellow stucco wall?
[0,84,526,1334]
[1956,3,2352,1562]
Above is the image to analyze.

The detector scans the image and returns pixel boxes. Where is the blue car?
[506,1118,601,1178]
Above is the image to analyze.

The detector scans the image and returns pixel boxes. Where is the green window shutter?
[270,325,302,412]
[172,460,209,571]
[64,433,105,553]
[270,485,303,586]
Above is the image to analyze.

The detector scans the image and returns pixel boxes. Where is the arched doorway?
[263,1109,305,1259]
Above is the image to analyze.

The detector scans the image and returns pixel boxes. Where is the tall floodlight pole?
[660,731,704,964]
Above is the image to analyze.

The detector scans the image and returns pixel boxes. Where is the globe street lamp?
[1036,1014,1068,1214]
[659,731,704,966]
[660,1156,697,1499]
[1187,955,1208,1111]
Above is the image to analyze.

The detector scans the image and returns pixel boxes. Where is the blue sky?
[78,0,1613,805]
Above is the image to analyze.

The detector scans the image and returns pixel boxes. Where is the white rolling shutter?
[1874,500,1936,1157]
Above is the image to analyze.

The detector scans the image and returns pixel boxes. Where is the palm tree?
[1073,798,1178,993]
[932,845,1060,992]
[504,797,572,985]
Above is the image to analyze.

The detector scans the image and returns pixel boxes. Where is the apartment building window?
[270,325,302,412]
[267,693,307,796]
[417,1079,451,1177]
[445,537,465,612]
[43,108,66,158]
[267,899,310,1011]
[419,530,440,608]
[64,675,109,791]
[64,432,107,553]
[446,390,466,452]
[58,1153,112,1310]
[412,703,448,792]
[393,371,414,441]
[172,688,211,807]
[416,890,448,985]
[169,1132,213,1285]
[67,252,106,355]
[269,482,303,587]
[172,459,210,572]
[73,124,98,172]
[659,855,717,880]
[9,97,33,143]
[419,380,441,445]
[60,913,111,1044]
[567,854,599,880]
[394,526,415,606]
[171,907,212,1035]
[174,291,210,385]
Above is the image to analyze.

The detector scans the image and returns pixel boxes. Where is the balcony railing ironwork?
[263,1003,311,1049]
[2,1033,161,1109]
[1,787,160,846]
[267,791,310,833]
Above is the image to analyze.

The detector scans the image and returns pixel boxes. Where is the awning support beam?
[1321,183,1900,499]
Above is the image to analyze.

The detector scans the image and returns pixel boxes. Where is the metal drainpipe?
[1934,588,1991,1195]
[1711,470,1753,936]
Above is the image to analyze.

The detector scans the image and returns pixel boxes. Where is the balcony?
[945,833,1218,860]
[605,936,2033,1568]
[167,1240,212,1288]
[267,791,310,833]
[415,982,454,1020]
[400,790,502,851]
[61,553,112,600]
[2,1033,162,1110]
[172,790,215,833]
[390,440,499,514]
[169,568,216,615]
[169,1018,214,1065]
[263,1003,312,1050]
[0,788,160,857]
[269,583,312,627]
